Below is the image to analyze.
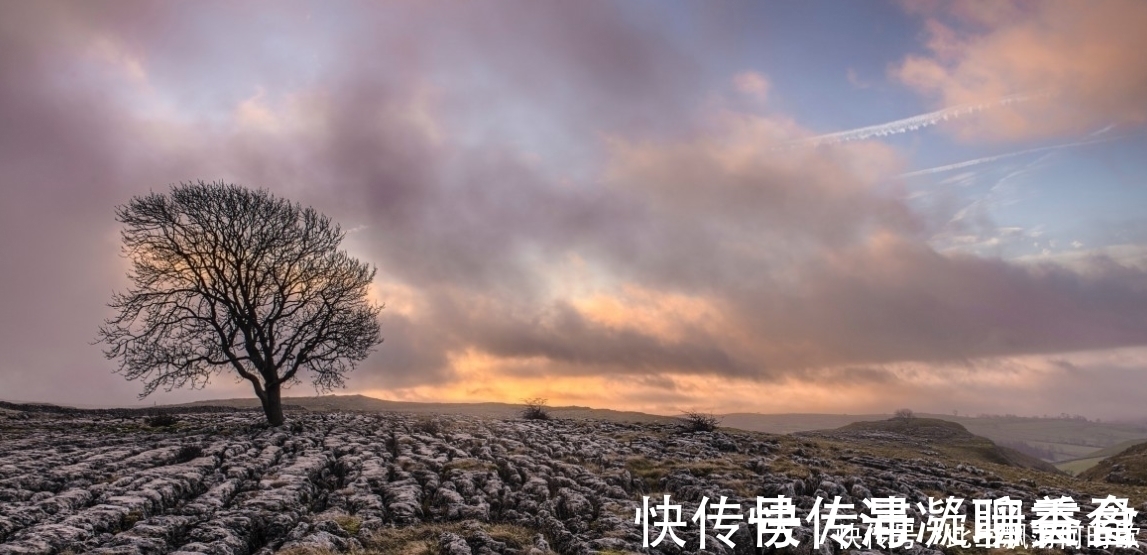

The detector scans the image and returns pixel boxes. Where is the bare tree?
[97,181,383,425]
[520,397,551,420]
[894,408,915,419]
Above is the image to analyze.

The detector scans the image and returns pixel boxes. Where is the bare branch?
[97,181,383,425]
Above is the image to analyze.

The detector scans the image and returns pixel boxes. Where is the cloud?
[0,1,708,405]
[733,71,770,101]
[2,2,1147,420]
[370,347,1147,420]
[893,0,1147,141]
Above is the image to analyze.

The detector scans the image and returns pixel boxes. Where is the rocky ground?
[1,409,1145,555]
[1082,441,1147,486]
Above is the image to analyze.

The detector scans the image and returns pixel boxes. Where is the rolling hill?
[1079,440,1147,485]
[170,394,677,423]
[165,395,1147,466]
[794,416,1062,473]
[723,410,1147,463]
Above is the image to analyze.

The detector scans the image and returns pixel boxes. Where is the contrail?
[782,92,1039,149]
[898,130,1129,178]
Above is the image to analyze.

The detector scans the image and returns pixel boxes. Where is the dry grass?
[1080,441,1147,485]
[625,455,758,494]
[441,458,497,473]
[276,548,339,555]
[333,514,363,536]
[942,546,1089,555]
[362,522,553,555]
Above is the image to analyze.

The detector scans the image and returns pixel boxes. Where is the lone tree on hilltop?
[520,397,551,420]
[98,181,383,425]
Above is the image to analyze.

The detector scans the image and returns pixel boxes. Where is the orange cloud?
[571,284,727,343]
[359,346,1147,419]
[894,0,1147,141]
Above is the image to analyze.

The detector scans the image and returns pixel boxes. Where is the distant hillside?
[159,395,1146,464]
[1056,438,1147,475]
[170,394,676,424]
[952,415,1147,462]
[719,413,889,434]
[1063,437,1147,461]
[1079,441,1147,485]
[796,417,1062,474]
[723,411,1147,463]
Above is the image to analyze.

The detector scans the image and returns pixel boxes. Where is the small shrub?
[413,416,447,436]
[174,444,203,464]
[333,514,362,536]
[146,413,179,427]
[894,408,915,419]
[520,397,551,420]
[123,510,143,529]
[679,410,720,433]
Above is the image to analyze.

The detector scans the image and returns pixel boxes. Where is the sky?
[2,1,1147,419]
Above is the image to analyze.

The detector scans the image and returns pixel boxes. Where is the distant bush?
[679,411,720,433]
[520,397,551,420]
[413,416,448,436]
[174,444,203,463]
[894,408,915,419]
[123,510,143,529]
[146,413,179,427]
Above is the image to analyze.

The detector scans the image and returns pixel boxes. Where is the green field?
[1056,457,1106,475]
[1054,438,1147,474]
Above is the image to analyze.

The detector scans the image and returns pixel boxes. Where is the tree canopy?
[98,181,383,425]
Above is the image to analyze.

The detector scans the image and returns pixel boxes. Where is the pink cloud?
[2,2,1147,419]
[733,71,770,100]
[893,0,1147,141]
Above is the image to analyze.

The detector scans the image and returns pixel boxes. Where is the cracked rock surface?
[1,410,1144,554]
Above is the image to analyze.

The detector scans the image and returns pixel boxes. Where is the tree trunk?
[262,382,285,426]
